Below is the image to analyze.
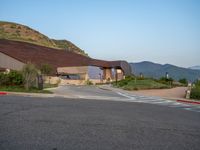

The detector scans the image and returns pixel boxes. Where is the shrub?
[0,73,9,85]
[85,79,93,85]
[22,63,39,90]
[10,24,16,28]
[190,87,200,100]
[190,81,200,100]
[195,80,200,86]
[0,71,23,86]
[158,77,173,86]
[179,78,188,85]
[7,71,23,85]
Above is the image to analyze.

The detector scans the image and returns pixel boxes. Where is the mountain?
[130,61,200,82]
[189,66,200,70]
[0,21,87,56]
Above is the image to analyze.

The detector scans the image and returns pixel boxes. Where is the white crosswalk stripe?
[116,92,200,113]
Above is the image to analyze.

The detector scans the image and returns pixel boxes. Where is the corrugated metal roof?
[0,39,132,75]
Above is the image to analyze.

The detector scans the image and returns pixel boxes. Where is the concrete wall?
[59,79,86,85]
[0,52,25,70]
[57,66,88,80]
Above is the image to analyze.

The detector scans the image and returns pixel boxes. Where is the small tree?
[22,63,38,90]
[39,63,53,85]
[40,63,53,75]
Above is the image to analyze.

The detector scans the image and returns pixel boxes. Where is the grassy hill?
[130,61,200,82]
[0,21,87,56]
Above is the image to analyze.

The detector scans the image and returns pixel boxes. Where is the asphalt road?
[0,95,200,150]
[52,85,125,99]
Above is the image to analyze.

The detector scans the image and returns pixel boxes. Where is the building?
[0,39,132,84]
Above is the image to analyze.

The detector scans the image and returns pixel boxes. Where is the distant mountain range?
[188,66,200,70]
[0,21,88,56]
[130,61,200,82]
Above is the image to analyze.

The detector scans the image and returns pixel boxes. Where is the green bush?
[190,86,200,100]
[8,71,23,85]
[0,71,23,86]
[0,73,9,85]
[195,80,200,86]
[190,81,200,100]
[179,78,188,85]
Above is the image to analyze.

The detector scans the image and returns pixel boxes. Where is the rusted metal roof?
[0,39,132,75]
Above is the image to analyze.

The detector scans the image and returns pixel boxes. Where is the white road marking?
[116,92,136,100]
[115,91,200,113]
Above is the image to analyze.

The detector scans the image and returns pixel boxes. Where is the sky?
[0,0,200,67]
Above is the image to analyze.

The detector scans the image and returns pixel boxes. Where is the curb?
[177,100,200,105]
[0,92,7,95]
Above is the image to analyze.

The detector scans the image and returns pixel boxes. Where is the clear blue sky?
[0,0,200,67]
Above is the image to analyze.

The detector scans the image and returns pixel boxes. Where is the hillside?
[130,61,200,82]
[0,21,87,56]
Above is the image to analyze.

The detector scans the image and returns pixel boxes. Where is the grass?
[43,83,58,89]
[113,77,170,90]
[0,21,87,56]
[0,85,53,94]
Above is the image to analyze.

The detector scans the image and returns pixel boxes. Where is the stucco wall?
[0,52,25,70]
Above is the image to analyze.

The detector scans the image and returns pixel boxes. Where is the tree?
[40,63,53,75]
[22,63,38,90]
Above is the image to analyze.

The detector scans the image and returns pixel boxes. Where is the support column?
[103,68,112,81]
[115,69,124,80]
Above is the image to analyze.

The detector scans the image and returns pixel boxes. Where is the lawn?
[113,77,170,90]
[43,83,58,89]
[0,85,53,94]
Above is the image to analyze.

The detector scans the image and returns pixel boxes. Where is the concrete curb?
[4,91,54,97]
[0,92,7,95]
[177,100,200,105]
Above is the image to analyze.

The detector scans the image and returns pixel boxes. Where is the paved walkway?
[98,85,187,99]
[131,87,187,99]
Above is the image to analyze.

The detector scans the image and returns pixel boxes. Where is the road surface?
[0,94,200,150]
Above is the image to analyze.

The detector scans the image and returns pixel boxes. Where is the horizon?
[0,0,200,68]
[131,61,200,69]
